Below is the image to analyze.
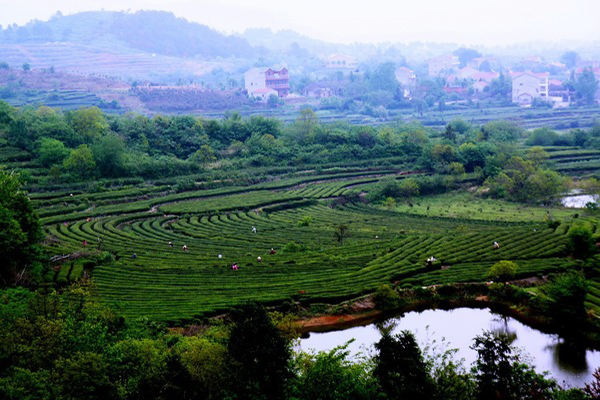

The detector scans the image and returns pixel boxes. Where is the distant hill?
[0,10,256,59]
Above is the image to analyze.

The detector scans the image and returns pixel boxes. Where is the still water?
[561,194,598,208]
[299,308,600,387]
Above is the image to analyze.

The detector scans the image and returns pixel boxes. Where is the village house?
[244,67,290,98]
[326,54,358,70]
[302,81,346,99]
[511,71,549,105]
[427,54,459,77]
[394,66,416,87]
[467,57,501,70]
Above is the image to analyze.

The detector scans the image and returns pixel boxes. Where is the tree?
[0,170,43,285]
[526,146,549,168]
[398,178,420,198]
[453,47,482,68]
[374,330,434,400]
[487,74,512,100]
[293,343,376,400]
[542,272,588,327]
[575,68,598,105]
[36,138,69,167]
[92,133,126,177]
[567,224,595,259]
[21,63,30,71]
[384,197,397,210]
[333,224,350,246]
[227,303,292,400]
[0,62,9,70]
[189,144,216,166]
[63,144,96,177]
[471,332,557,400]
[292,107,319,143]
[68,107,109,142]
[176,337,227,400]
[267,94,279,108]
[560,51,580,69]
[488,260,517,282]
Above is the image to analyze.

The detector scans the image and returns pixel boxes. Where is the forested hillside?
[0,11,257,59]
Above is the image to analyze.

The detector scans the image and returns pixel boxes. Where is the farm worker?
[232,263,238,270]
[493,241,500,249]
[69,193,73,197]
[270,248,276,255]
[82,240,88,247]
[218,254,222,259]
[257,256,262,263]
[182,245,189,251]
[86,217,91,222]
[252,226,257,234]
[131,253,137,259]
[168,241,173,247]
[63,222,68,226]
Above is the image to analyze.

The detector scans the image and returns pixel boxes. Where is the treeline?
[0,287,597,400]
[2,101,599,203]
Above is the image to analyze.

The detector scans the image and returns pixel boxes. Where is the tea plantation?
[40,170,594,323]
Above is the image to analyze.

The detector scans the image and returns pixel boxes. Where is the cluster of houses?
[243,52,599,107]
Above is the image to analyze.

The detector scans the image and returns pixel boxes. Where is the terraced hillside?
[39,170,589,323]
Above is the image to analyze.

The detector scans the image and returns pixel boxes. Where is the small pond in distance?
[299,308,600,387]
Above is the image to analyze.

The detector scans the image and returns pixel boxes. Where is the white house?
[394,66,416,87]
[427,54,459,77]
[244,67,290,98]
[511,71,549,105]
[326,54,358,70]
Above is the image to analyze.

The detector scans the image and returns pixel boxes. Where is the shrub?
[373,284,403,310]
[297,215,312,227]
[487,261,517,282]
[568,224,596,259]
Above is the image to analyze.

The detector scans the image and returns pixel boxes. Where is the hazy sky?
[1,0,599,46]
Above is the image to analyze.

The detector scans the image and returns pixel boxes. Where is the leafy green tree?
[0,170,43,285]
[189,144,217,166]
[526,127,560,146]
[68,106,109,142]
[575,68,598,105]
[488,260,517,282]
[293,343,376,400]
[374,330,434,400]
[92,133,126,177]
[471,332,557,400]
[52,351,118,400]
[0,62,9,70]
[368,62,399,93]
[177,337,228,400]
[384,197,397,210]
[292,107,319,143]
[453,47,481,67]
[227,302,292,400]
[398,178,420,198]
[560,51,580,69]
[36,137,69,167]
[526,146,549,167]
[22,63,30,71]
[542,272,588,327]
[334,224,350,246]
[487,74,512,100]
[568,224,596,259]
[63,144,96,177]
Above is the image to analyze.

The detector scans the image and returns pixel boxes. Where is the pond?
[561,192,598,208]
[299,307,600,387]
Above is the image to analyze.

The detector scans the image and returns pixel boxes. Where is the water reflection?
[299,308,600,387]
[561,194,598,208]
